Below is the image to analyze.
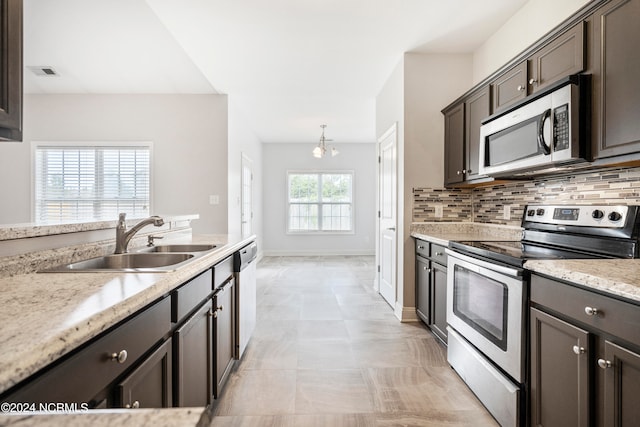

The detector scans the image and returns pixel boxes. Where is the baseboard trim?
[395,304,419,322]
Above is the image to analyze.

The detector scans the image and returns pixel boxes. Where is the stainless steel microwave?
[479,75,590,177]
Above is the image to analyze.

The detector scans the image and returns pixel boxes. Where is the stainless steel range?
[445,204,640,427]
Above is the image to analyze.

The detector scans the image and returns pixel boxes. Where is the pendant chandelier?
[312,124,339,158]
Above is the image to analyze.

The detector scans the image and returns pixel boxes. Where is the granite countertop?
[0,233,255,396]
[0,408,207,427]
[410,222,523,246]
[525,259,640,304]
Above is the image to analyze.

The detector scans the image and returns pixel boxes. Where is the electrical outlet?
[503,205,511,220]
[209,195,220,205]
[434,204,443,218]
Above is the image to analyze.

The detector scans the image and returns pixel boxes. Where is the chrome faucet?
[114,213,164,254]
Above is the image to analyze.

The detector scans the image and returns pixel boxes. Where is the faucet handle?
[147,235,163,246]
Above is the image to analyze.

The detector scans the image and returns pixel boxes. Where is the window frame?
[31,141,154,223]
[286,170,355,235]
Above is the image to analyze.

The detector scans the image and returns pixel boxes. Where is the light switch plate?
[209,195,220,205]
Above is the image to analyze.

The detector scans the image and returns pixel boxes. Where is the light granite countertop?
[410,222,523,246]
[0,407,207,427]
[0,233,255,397]
[525,259,640,304]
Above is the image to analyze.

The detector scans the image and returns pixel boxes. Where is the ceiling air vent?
[27,66,59,76]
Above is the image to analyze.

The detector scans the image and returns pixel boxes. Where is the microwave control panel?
[553,104,570,151]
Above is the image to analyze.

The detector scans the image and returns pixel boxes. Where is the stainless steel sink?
[145,244,217,253]
[41,252,195,273]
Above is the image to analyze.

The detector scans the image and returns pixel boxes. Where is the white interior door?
[378,124,397,307]
[241,154,253,238]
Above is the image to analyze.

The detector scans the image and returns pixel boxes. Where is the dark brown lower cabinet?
[174,300,213,407]
[530,307,590,427]
[430,262,448,344]
[530,274,640,427]
[213,277,235,398]
[115,338,172,409]
[602,341,640,426]
[416,255,430,324]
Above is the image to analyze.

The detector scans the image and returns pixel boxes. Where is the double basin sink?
[41,244,217,273]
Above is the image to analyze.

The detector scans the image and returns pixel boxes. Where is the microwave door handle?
[537,108,552,155]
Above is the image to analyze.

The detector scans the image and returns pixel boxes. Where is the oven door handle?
[445,248,523,277]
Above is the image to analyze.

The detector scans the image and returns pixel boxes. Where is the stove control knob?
[527,209,535,217]
[536,208,545,216]
[592,210,604,220]
[608,211,622,222]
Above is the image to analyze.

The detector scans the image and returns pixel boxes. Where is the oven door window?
[453,264,508,351]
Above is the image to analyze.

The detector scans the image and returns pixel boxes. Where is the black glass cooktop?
[449,240,601,267]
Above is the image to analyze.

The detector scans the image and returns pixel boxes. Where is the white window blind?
[34,145,151,222]
[287,172,353,233]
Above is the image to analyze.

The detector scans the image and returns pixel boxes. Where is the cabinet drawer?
[4,297,171,405]
[213,256,233,290]
[172,269,213,323]
[531,274,640,346]
[415,239,429,258]
[430,244,448,266]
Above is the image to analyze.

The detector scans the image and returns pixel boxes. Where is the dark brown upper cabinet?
[591,0,640,159]
[0,0,23,141]
[443,102,465,186]
[492,22,586,114]
[444,85,492,187]
[528,21,586,94]
[492,61,527,113]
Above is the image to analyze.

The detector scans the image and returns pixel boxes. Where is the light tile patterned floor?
[209,256,498,426]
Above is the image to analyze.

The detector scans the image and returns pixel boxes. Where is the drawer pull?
[584,306,600,316]
[110,350,128,364]
[125,400,140,409]
[597,359,612,369]
[434,252,443,256]
[418,245,425,249]
[572,345,585,355]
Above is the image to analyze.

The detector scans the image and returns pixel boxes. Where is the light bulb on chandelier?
[312,124,338,158]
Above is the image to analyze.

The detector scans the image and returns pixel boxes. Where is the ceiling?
[23,0,528,144]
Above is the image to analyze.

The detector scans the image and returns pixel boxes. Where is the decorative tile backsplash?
[414,167,640,226]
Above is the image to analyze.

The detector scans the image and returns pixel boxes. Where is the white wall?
[262,142,376,256]
[0,94,229,234]
[228,98,263,247]
[472,0,591,83]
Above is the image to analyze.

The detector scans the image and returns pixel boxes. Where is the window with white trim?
[287,172,353,233]
[34,143,151,222]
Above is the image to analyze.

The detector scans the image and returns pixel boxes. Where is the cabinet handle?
[110,350,128,364]
[572,345,585,355]
[125,400,140,409]
[597,359,612,369]
[529,78,537,85]
[517,85,525,91]
[584,306,600,316]
[218,305,224,312]
[417,245,425,249]
[456,170,461,175]
[466,169,472,174]
[434,252,443,256]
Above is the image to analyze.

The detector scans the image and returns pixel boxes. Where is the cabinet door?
[415,256,430,325]
[115,338,172,409]
[0,0,22,141]
[530,307,590,427]
[444,103,465,186]
[214,278,235,399]
[492,61,527,112]
[528,21,585,94]
[174,300,213,407]
[429,262,447,344]
[464,86,491,181]
[592,0,640,159]
[601,340,640,427]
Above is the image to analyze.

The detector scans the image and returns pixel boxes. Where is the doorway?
[377,123,397,308]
